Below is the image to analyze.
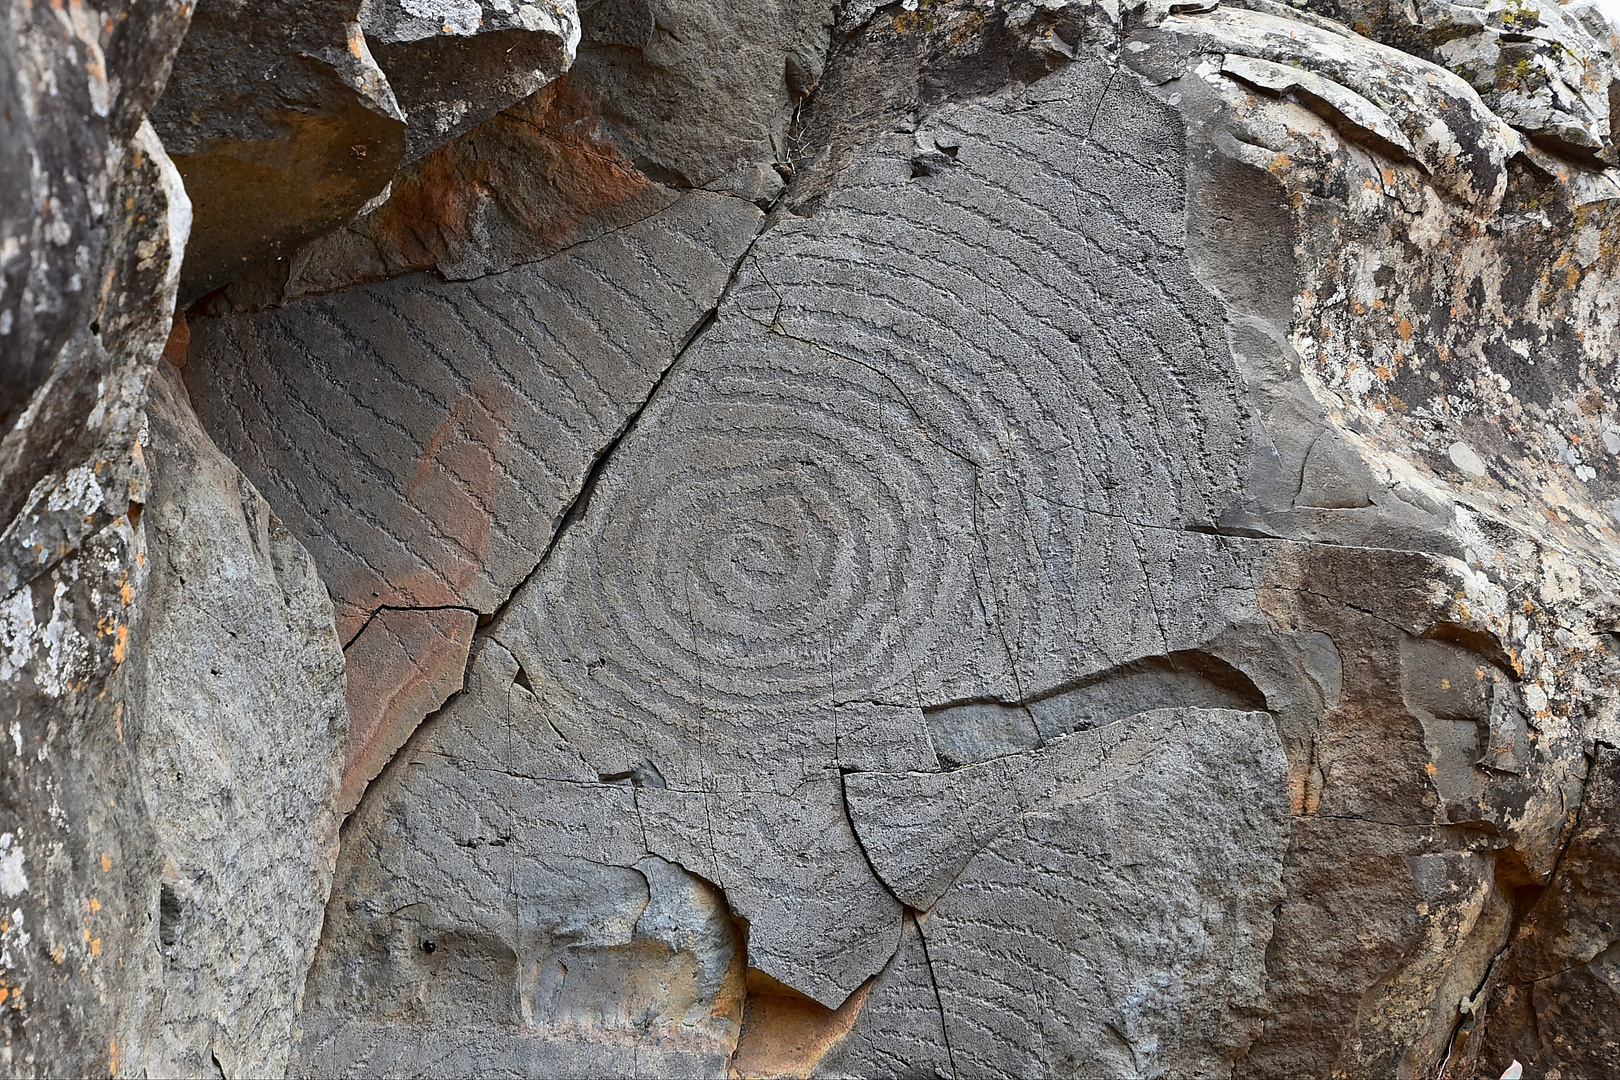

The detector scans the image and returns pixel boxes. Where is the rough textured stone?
[1304,0,1620,157]
[185,191,761,640]
[130,364,349,1076]
[340,605,476,814]
[296,639,746,1075]
[802,914,951,1080]
[1468,744,1620,1080]
[0,0,189,459]
[270,76,677,299]
[148,0,580,304]
[170,6,1620,1076]
[0,3,195,1058]
[192,0,829,309]
[0,110,348,1077]
[0,0,355,1072]
[15,0,1620,1075]
[150,0,408,303]
[362,0,580,162]
[853,708,1288,1078]
[569,0,834,200]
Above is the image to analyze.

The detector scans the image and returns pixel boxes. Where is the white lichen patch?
[0,835,26,898]
[398,0,483,34]
[37,580,90,697]
[0,577,94,696]
[0,907,29,972]
[0,588,35,683]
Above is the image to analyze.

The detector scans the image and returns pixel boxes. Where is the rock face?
[361,0,580,162]
[0,0,348,1074]
[149,0,580,303]
[149,0,408,304]
[8,0,1620,1077]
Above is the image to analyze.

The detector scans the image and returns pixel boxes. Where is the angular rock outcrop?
[129,364,349,1077]
[1467,744,1620,1079]
[0,1,350,1073]
[150,0,580,304]
[9,0,1620,1076]
[149,0,407,304]
[362,0,580,162]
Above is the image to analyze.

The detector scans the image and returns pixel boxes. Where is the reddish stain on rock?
[339,607,478,814]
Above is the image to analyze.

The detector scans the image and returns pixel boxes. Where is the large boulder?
[150,0,582,304]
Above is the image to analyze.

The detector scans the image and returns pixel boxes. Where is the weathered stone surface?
[131,364,349,1076]
[802,914,950,1080]
[361,0,580,162]
[855,708,1288,1078]
[0,0,359,1071]
[340,605,476,814]
[149,0,408,303]
[185,190,761,641]
[571,0,834,200]
[0,0,189,460]
[295,639,746,1075]
[193,0,830,310]
[1304,0,1620,156]
[204,8,1617,1075]
[0,8,195,1055]
[1468,744,1620,1079]
[1121,9,1620,1074]
[270,76,677,299]
[149,0,580,305]
[17,0,1620,1075]
[0,87,348,1080]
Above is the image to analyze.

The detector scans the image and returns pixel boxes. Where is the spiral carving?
[524,344,981,719]
[317,53,1275,1019]
[501,74,1257,769]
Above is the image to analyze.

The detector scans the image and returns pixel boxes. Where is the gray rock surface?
[12,0,1620,1076]
[190,0,830,309]
[570,0,834,200]
[149,0,580,303]
[131,364,349,1076]
[1472,744,1620,1079]
[0,1,352,1072]
[185,190,761,640]
[853,708,1288,1078]
[0,1,196,1055]
[296,639,747,1076]
[362,0,580,161]
[1303,0,1620,156]
[339,605,476,814]
[0,0,189,463]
